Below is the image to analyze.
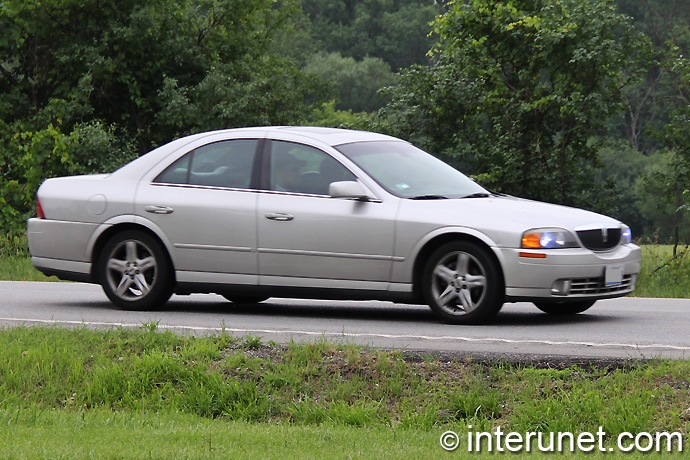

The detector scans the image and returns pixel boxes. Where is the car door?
[256,140,398,289]
[135,139,260,284]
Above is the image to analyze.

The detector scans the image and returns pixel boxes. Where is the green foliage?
[299,0,440,71]
[614,1,690,151]
[637,150,689,243]
[271,1,441,115]
[595,142,651,237]
[305,101,375,130]
[633,245,690,298]
[636,47,690,244]
[0,0,325,147]
[304,52,395,112]
[0,233,29,259]
[0,117,137,237]
[155,55,330,138]
[380,0,651,211]
[0,0,329,237]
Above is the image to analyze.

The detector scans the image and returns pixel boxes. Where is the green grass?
[0,326,688,457]
[1,410,685,459]
[0,255,59,281]
[0,410,440,459]
[632,244,690,298]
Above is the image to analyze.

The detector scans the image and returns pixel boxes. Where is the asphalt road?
[2,281,689,361]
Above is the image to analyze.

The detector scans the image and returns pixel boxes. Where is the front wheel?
[98,230,173,311]
[534,300,596,315]
[422,241,504,325]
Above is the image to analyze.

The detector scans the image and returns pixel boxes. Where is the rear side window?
[154,139,258,189]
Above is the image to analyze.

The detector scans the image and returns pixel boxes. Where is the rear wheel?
[534,300,596,315]
[422,241,504,325]
[98,230,173,310]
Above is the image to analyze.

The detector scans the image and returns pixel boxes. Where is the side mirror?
[329,181,373,201]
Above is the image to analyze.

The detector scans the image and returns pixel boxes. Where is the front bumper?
[495,243,641,302]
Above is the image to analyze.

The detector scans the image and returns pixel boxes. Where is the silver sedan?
[27,127,641,324]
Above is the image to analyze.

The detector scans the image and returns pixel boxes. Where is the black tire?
[534,300,596,316]
[221,294,269,304]
[422,241,504,325]
[98,230,173,311]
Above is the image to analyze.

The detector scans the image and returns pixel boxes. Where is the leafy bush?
[0,119,137,240]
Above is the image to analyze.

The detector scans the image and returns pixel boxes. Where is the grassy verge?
[1,410,442,460]
[632,244,690,298]
[1,326,688,458]
[0,255,58,281]
[2,410,685,459]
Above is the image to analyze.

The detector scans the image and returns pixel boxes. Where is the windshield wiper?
[409,194,448,200]
[459,192,491,199]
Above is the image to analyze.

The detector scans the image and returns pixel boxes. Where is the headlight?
[621,225,632,244]
[521,228,578,249]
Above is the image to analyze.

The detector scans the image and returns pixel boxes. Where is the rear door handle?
[145,205,174,215]
[265,212,294,221]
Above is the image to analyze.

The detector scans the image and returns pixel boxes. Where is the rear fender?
[87,215,177,265]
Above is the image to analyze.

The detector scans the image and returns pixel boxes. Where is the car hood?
[397,195,623,248]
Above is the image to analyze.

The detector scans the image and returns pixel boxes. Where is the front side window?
[269,141,355,195]
[154,139,258,189]
[336,141,488,199]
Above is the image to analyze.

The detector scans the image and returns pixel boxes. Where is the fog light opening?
[551,279,572,296]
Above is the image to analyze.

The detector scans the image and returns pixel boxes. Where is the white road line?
[2,316,690,351]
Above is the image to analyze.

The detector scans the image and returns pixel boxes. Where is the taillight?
[36,198,45,219]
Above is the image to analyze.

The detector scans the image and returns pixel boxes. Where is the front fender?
[392,226,507,285]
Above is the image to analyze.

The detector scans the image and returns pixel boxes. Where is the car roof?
[266,126,399,146]
[109,127,401,180]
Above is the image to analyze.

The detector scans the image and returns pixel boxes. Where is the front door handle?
[145,205,174,215]
[265,212,294,221]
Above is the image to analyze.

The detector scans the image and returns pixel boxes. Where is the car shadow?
[491,307,617,327]
[47,294,619,327]
[164,297,436,322]
[157,296,618,327]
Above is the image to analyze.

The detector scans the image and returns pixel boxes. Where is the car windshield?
[335,141,489,199]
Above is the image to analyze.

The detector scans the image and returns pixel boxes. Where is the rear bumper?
[31,257,93,283]
[28,218,97,262]
[28,218,97,283]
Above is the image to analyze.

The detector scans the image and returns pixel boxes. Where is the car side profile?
[28,126,641,324]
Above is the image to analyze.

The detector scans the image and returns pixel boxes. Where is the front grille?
[576,228,621,251]
[569,274,634,295]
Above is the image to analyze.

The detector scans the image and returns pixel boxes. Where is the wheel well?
[90,224,175,283]
[411,233,506,301]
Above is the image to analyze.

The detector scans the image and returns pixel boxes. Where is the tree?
[613,0,690,153]
[643,48,690,249]
[1,0,328,149]
[0,0,329,237]
[379,0,651,210]
[299,0,441,70]
[596,141,652,238]
[304,52,395,112]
